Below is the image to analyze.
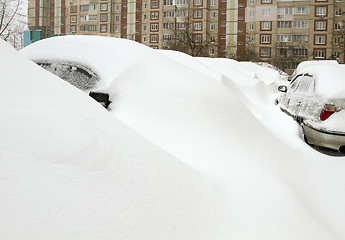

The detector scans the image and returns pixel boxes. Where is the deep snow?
[1,36,345,239]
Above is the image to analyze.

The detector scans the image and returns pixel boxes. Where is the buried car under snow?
[20,35,118,108]
[277,61,345,152]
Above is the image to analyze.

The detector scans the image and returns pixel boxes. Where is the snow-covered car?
[277,61,345,152]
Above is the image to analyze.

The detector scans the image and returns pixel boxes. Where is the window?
[194,10,202,18]
[144,3,148,8]
[100,14,107,22]
[70,15,77,23]
[89,4,97,10]
[143,36,146,42]
[210,24,216,31]
[163,0,173,5]
[315,35,326,44]
[249,11,254,18]
[176,10,188,17]
[262,0,271,3]
[144,25,147,31]
[210,11,216,18]
[163,34,173,41]
[151,0,159,8]
[294,48,308,56]
[70,25,76,33]
[262,9,271,16]
[248,23,254,31]
[249,0,255,4]
[115,26,119,32]
[194,34,202,42]
[277,34,292,42]
[80,5,89,11]
[194,22,202,30]
[334,37,340,45]
[248,36,254,43]
[278,7,293,15]
[194,0,202,5]
[336,0,342,2]
[143,14,147,20]
[261,21,271,30]
[314,49,325,59]
[163,11,175,18]
[295,7,307,15]
[177,22,186,29]
[115,15,120,21]
[100,3,107,11]
[89,25,97,31]
[150,35,158,42]
[210,36,216,42]
[276,47,292,56]
[151,23,158,31]
[335,9,342,16]
[335,22,342,31]
[315,21,326,30]
[209,48,215,56]
[210,0,216,5]
[295,21,306,29]
[295,35,308,42]
[115,5,120,11]
[260,47,270,57]
[332,52,340,59]
[260,34,271,43]
[316,7,326,16]
[277,21,292,28]
[100,24,107,32]
[80,15,87,21]
[151,11,159,19]
[70,6,77,13]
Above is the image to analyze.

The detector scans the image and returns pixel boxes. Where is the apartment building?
[245,0,345,72]
[28,0,244,57]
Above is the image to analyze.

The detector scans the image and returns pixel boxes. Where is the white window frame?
[314,50,325,59]
[151,23,158,31]
[315,35,325,44]
[248,23,254,31]
[315,21,326,30]
[335,22,342,31]
[100,3,107,11]
[194,22,202,30]
[261,21,271,30]
[261,35,271,43]
[316,7,326,16]
[194,0,202,5]
[210,23,216,31]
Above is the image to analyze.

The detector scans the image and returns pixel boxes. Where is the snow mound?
[1,36,345,239]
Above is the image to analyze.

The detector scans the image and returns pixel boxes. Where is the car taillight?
[320,104,336,121]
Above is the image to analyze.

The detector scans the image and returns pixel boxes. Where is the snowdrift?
[1,36,344,239]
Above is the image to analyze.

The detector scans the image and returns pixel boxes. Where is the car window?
[294,75,314,95]
[289,75,301,91]
[36,60,99,90]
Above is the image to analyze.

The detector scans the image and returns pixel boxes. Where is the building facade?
[245,0,345,72]
[28,0,244,57]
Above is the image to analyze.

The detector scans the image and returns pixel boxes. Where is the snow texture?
[0,36,344,239]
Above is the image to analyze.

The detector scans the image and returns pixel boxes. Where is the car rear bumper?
[303,124,345,152]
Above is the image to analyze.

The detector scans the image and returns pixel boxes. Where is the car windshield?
[36,60,99,90]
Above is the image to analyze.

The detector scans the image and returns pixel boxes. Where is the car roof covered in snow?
[294,61,345,98]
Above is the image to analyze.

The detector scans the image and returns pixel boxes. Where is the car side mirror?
[287,76,293,81]
[278,85,287,93]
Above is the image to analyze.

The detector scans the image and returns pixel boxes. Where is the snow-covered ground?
[1,36,345,239]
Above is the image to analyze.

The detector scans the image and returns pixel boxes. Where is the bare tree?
[271,43,309,72]
[163,1,214,57]
[0,0,26,49]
